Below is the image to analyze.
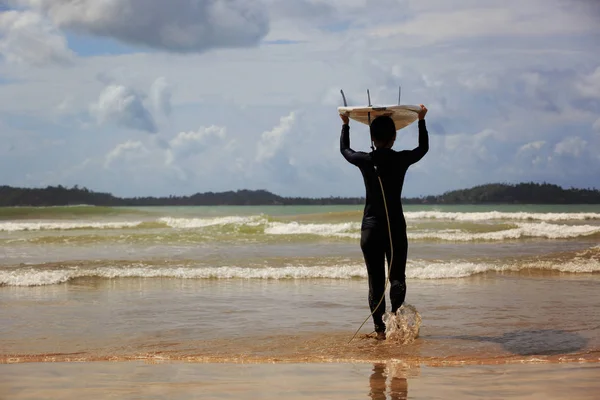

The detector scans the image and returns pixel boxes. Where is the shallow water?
[1,205,599,286]
[2,274,599,365]
[1,205,599,368]
[2,204,599,399]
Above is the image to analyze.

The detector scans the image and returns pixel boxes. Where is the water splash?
[383,304,422,344]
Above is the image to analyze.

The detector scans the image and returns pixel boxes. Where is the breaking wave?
[404,211,600,222]
[0,221,144,232]
[264,221,361,238]
[408,222,600,241]
[1,213,599,242]
[158,216,267,229]
[264,221,600,241]
[0,265,367,287]
[2,251,598,287]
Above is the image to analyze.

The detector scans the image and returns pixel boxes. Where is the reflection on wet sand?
[0,360,598,399]
[369,363,409,400]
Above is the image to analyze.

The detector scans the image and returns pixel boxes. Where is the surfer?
[340,105,429,340]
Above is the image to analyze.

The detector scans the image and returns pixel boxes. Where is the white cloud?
[150,77,172,117]
[444,129,498,153]
[104,140,149,168]
[90,84,157,133]
[518,141,546,153]
[167,125,228,163]
[20,0,270,53]
[459,74,498,91]
[576,67,600,99]
[594,118,600,133]
[516,141,548,168]
[0,10,74,66]
[368,3,598,42]
[256,111,296,162]
[554,137,587,157]
[1,0,599,197]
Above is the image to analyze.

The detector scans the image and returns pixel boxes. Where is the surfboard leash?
[348,167,395,344]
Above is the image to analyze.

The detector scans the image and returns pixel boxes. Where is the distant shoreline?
[4,202,600,208]
[2,182,600,207]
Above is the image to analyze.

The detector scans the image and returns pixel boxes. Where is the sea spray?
[383,304,422,344]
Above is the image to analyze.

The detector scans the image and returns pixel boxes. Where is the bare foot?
[376,331,386,341]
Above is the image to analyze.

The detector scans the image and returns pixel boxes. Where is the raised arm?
[339,115,369,166]
[401,105,429,166]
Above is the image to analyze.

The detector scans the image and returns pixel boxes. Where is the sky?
[0,0,599,198]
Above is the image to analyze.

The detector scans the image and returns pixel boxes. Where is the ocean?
[1,204,599,398]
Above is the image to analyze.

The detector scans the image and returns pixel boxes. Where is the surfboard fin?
[367,90,372,124]
[340,89,348,107]
[398,86,402,105]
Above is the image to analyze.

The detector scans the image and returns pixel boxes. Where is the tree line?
[407,182,600,205]
[1,182,599,207]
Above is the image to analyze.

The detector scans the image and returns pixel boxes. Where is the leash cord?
[348,171,394,344]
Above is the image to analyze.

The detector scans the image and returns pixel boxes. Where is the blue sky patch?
[65,33,142,57]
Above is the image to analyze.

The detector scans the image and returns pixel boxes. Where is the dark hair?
[369,116,396,143]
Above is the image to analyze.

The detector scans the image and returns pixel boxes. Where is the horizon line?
[2,181,600,200]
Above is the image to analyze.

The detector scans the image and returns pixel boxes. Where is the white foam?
[2,257,598,287]
[0,221,143,232]
[405,211,600,222]
[406,261,503,279]
[409,222,600,241]
[0,216,269,232]
[265,221,361,238]
[407,258,600,277]
[0,265,369,286]
[159,216,266,229]
[552,261,600,274]
[383,304,422,344]
[3,213,599,241]
[263,221,599,241]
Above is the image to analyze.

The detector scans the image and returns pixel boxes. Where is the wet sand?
[1,361,599,399]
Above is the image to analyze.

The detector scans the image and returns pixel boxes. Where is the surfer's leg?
[361,228,387,333]
[387,229,408,313]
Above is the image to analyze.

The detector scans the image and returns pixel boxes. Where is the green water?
[2,204,600,220]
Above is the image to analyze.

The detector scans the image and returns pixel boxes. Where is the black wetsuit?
[340,120,429,333]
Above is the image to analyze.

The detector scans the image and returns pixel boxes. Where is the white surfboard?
[338,105,421,131]
[337,88,421,131]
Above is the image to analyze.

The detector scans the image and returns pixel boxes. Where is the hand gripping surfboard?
[337,88,421,131]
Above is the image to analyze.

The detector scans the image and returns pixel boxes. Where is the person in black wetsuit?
[340,105,429,340]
